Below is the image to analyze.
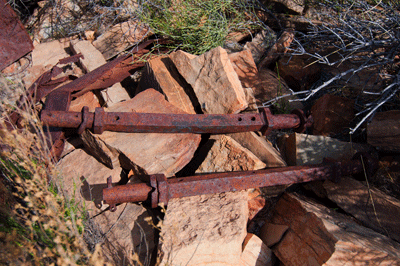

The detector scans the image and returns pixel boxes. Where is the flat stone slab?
[322,178,400,243]
[70,39,130,106]
[170,46,248,114]
[158,191,248,266]
[93,20,149,60]
[85,89,201,177]
[23,39,70,88]
[282,133,371,166]
[270,193,400,265]
[241,233,273,266]
[228,132,286,168]
[56,148,122,212]
[138,55,197,114]
[196,135,266,173]
[92,202,155,266]
[158,134,266,265]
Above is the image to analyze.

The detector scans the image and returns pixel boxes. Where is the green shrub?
[138,0,264,54]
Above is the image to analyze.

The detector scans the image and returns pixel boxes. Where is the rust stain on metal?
[58,53,83,64]
[40,107,311,135]
[0,0,33,71]
[103,154,377,209]
[53,39,161,98]
[2,40,160,156]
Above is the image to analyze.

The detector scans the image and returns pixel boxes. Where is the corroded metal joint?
[150,174,169,208]
[93,107,105,134]
[259,107,311,136]
[106,176,116,212]
[290,109,312,133]
[104,174,169,211]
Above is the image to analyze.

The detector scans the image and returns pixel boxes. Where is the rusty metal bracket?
[42,90,72,161]
[103,153,377,210]
[40,107,312,135]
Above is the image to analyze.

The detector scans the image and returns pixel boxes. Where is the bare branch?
[264,0,400,135]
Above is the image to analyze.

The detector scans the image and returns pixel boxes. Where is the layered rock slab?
[23,39,70,87]
[159,135,265,265]
[281,132,371,166]
[196,135,266,173]
[94,203,155,265]
[170,46,248,114]
[137,55,196,114]
[70,40,130,106]
[93,20,149,60]
[367,110,400,152]
[228,48,302,110]
[269,193,400,265]
[318,178,400,243]
[81,89,201,177]
[276,54,320,92]
[158,191,248,266]
[228,49,258,90]
[228,132,286,168]
[241,233,273,266]
[311,94,355,136]
[69,91,100,112]
[227,50,287,167]
[56,148,121,212]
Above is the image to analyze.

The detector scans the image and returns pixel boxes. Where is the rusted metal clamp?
[103,153,377,211]
[259,107,312,136]
[150,174,169,208]
[93,107,105,134]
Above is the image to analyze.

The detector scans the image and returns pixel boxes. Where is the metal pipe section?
[167,162,352,200]
[103,182,153,205]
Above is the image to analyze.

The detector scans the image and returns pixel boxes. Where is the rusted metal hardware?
[42,90,72,161]
[41,107,312,135]
[57,39,165,99]
[0,0,33,70]
[32,39,158,103]
[2,40,164,160]
[103,153,377,210]
[2,55,82,131]
[39,40,162,160]
[2,39,160,130]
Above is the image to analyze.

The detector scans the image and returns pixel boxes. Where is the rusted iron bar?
[40,107,311,135]
[34,39,157,102]
[1,40,164,157]
[4,39,160,129]
[103,154,377,210]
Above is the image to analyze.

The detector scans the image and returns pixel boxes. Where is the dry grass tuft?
[0,75,107,265]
